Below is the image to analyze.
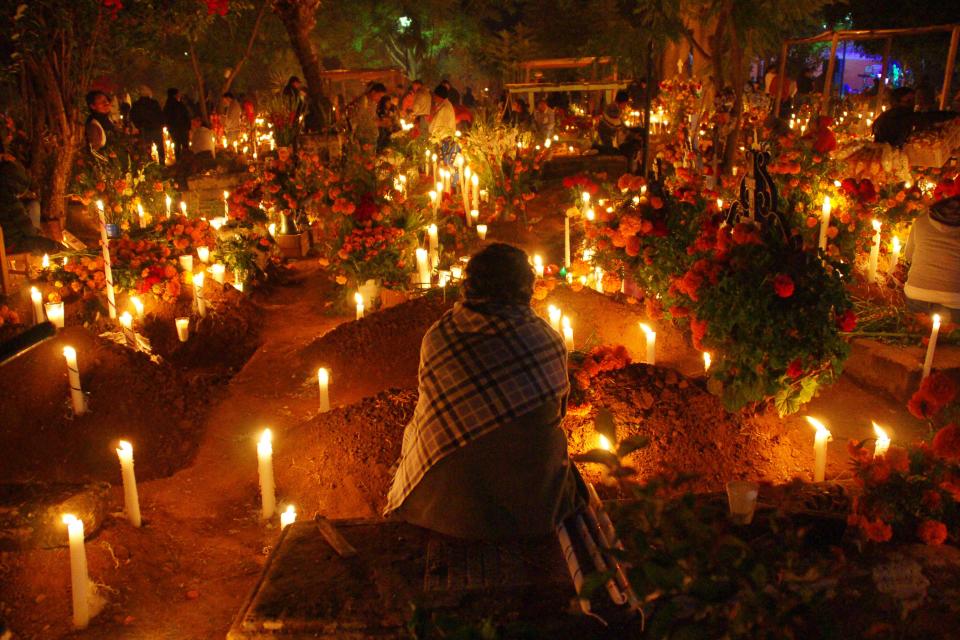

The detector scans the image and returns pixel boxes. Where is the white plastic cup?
[726,480,759,525]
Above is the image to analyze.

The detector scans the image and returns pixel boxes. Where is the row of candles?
[62,422,301,628]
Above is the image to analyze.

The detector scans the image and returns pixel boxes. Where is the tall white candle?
[533,255,544,278]
[257,428,276,520]
[192,271,206,317]
[354,291,364,320]
[462,167,472,212]
[175,317,190,342]
[867,219,882,283]
[818,197,831,252]
[280,505,296,529]
[872,422,890,457]
[548,305,562,332]
[415,248,431,288]
[115,440,142,527]
[62,514,90,628]
[30,286,44,325]
[476,224,488,240]
[95,200,117,320]
[889,237,901,274]
[640,322,656,365]
[45,301,64,329]
[432,153,438,182]
[564,213,571,268]
[562,316,574,351]
[471,174,479,213]
[63,346,86,415]
[137,203,145,229]
[119,311,136,348]
[427,224,439,268]
[165,195,172,217]
[703,352,712,372]
[318,367,330,412]
[806,416,831,482]
[922,314,941,379]
[223,190,230,216]
[210,263,226,284]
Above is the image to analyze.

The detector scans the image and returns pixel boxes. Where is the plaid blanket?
[385,301,569,514]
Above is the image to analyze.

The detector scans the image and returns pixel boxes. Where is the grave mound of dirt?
[566,364,811,494]
[275,389,417,519]
[0,326,212,484]
[296,295,451,406]
[139,282,263,377]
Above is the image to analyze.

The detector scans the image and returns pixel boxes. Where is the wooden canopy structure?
[509,57,626,110]
[319,68,407,103]
[774,23,960,116]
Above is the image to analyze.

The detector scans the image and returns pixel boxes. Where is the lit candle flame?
[872,422,890,457]
[598,434,613,451]
[805,416,831,437]
[703,352,711,371]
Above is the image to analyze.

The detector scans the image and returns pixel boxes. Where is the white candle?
[210,263,226,284]
[462,167,472,212]
[179,201,187,217]
[130,296,144,319]
[470,209,479,226]
[867,219,882,283]
[427,224,439,267]
[581,192,591,208]
[137,203,145,229]
[889,237,901,274]
[119,311,136,348]
[640,322,656,365]
[197,246,210,263]
[818,197,831,252]
[354,291,364,320]
[703,352,712,372]
[165,195,172,217]
[471,174,479,213]
[96,200,117,320]
[192,271,206,317]
[432,153,438,182]
[280,505,296,529]
[63,346,86,415]
[257,428,276,520]
[317,367,330,412]
[429,190,438,217]
[424,149,431,174]
[476,224,488,240]
[62,515,90,628]
[806,416,832,482]
[115,440,142,527]
[533,255,544,278]
[562,316,574,351]
[415,247,431,288]
[179,254,193,274]
[548,305,562,332]
[223,190,230,216]
[30,286,44,325]
[922,314,941,379]
[564,212,571,268]
[873,422,890,457]
[45,301,65,329]
[175,317,190,342]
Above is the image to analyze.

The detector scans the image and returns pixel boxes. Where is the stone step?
[844,338,960,403]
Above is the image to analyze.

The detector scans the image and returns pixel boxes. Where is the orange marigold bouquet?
[848,372,960,546]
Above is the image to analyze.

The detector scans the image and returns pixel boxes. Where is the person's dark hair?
[891,87,915,103]
[167,88,179,100]
[369,82,387,94]
[434,83,449,100]
[614,90,629,104]
[86,90,107,107]
[463,243,535,305]
[223,92,235,100]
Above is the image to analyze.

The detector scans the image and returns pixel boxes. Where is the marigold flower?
[917,519,948,545]
[773,273,795,298]
[932,423,960,463]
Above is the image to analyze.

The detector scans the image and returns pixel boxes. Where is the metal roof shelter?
[774,24,960,116]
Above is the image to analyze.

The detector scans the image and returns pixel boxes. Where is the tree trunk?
[273,0,329,128]
[188,40,210,124]
[221,0,269,98]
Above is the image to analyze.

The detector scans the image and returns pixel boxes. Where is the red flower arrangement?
[572,345,631,391]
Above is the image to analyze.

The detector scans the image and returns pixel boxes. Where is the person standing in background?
[129,85,165,165]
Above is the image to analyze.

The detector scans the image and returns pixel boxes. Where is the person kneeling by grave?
[385,243,584,539]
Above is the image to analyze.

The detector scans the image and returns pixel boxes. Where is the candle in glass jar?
[318,367,330,412]
[45,301,65,329]
[476,224,488,240]
[197,246,210,263]
[210,263,226,284]
[179,254,194,274]
[115,441,142,527]
[175,317,190,342]
[257,428,276,520]
[922,314,941,379]
[62,515,90,628]
[63,346,86,415]
[30,287,44,325]
[639,322,656,365]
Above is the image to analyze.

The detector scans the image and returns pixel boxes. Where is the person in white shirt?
[429,84,457,142]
